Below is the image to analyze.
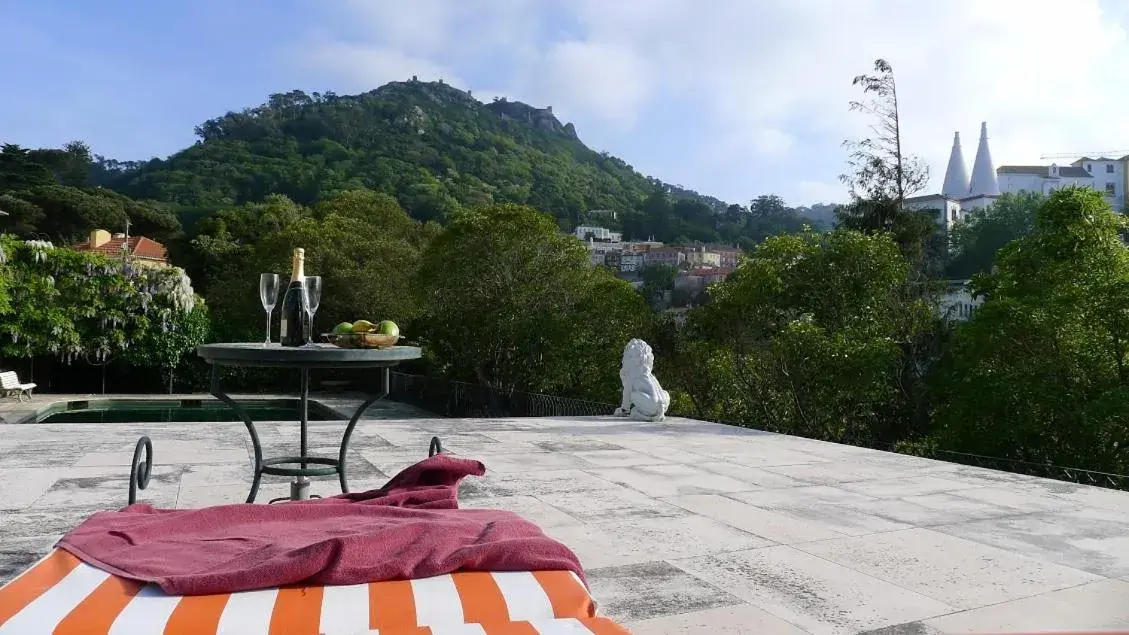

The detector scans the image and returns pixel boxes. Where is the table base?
[210,365,391,503]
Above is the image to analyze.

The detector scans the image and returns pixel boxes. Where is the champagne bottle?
[279,248,307,347]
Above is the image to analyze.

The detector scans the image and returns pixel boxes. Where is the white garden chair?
[0,371,36,402]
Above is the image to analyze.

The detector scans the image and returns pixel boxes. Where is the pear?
[352,319,375,333]
[377,320,400,337]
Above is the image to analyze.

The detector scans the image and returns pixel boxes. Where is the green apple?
[377,320,400,337]
[333,322,354,335]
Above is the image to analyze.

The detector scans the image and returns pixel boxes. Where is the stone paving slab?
[3,402,1129,633]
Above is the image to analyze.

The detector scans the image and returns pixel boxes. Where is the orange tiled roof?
[74,235,168,262]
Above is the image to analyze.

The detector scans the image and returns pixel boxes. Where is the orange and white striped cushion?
[0,550,624,635]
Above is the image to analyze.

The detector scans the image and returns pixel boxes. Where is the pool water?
[33,399,341,424]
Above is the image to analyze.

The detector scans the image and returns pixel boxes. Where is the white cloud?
[536,41,655,126]
[297,40,465,93]
[299,0,1129,204]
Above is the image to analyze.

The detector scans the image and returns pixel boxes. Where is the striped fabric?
[0,550,627,635]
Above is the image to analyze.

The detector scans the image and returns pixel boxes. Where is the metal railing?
[387,372,616,419]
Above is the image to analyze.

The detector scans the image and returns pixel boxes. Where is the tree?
[749,195,788,218]
[0,238,208,390]
[415,203,651,399]
[687,228,935,444]
[836,59,932,266]
[640,189,674,241]
[839,59,929,212]
[946,191,1042,279]
[932,187,1129,473]
[192,189,428,342]
[639,263,677,305]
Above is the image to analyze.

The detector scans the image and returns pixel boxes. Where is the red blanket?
[57,454,585,595]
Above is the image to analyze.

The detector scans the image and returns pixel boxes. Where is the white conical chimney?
[969,122,1000,196]
[941,132,970,198]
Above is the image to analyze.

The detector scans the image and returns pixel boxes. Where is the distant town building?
[926,122,1001,218]
[908,122,1001,228]
[645,247,686,269]
[585,209,618,221]
[703,244,742,269]
[903,194,966,232]
[938,279,983,322]
[74,229,169,267]
[573,226,621,243]
[584,240,621,267]
[934,121,1127,217]
[998,158,1125,210]
[683,246,721,269]
[674,267,734,293]
[619,251,645,273]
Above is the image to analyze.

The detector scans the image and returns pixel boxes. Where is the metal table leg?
[289,367,311,501]
[210,365,265,503]
[337,367,390,493]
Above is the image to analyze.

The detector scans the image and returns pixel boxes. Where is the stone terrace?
[2,397,1129,634]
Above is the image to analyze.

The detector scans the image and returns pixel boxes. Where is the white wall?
[998,172,1044,195]
[939,282,983,322]
[1077,159,1125,209]
[905,196,963,231]
[1000,162,1125,209]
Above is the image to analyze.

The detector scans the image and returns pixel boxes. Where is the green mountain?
[93,79,730,227]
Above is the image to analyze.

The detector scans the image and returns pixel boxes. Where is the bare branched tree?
[839,59,929,229]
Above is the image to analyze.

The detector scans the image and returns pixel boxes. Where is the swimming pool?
[29,398,342,424]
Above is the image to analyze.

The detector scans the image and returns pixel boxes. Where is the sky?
[3,0,1129,206]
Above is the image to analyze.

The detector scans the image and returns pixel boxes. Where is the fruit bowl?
[324,332,400,349]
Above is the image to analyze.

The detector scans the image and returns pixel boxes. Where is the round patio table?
[197,343,422,503]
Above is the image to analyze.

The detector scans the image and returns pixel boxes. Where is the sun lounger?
[0,371,35,402]
[0,549,628,634]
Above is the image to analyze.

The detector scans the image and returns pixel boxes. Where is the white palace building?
[906,122,1128,228]
[904,122,1000,231]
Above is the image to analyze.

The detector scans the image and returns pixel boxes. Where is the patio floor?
[2,396,1129,634]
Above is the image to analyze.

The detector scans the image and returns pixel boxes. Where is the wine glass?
[303,276,323,345]
[259,273,280,345]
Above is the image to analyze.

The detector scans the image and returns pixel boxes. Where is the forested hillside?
[91,80,734,230]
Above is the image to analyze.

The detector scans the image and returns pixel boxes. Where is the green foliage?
[189,190,430,342]
[415,203,651,400]
[0,144,182,244]
[684,228,935,444]
[932,187,1129,473]
[95,84,688,222]
[639,263,677,303]
[0,236,207,382]
[946,191,1042,279]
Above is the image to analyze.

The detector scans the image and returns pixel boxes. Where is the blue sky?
[4,0,1129,206]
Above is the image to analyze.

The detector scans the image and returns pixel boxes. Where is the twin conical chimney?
[942,132,970,198]
[968,122,1000,197]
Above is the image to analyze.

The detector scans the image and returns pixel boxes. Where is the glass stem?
[265,311,271,345]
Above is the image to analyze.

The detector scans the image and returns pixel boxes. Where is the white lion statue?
[613,338,671,422]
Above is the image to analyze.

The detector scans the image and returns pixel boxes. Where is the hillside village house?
[705,244,742,269]
[572,225,621,243]
[674,267,734,293]
[644,247,686,269]
[73,229,169,267]
[683,246,721,268]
